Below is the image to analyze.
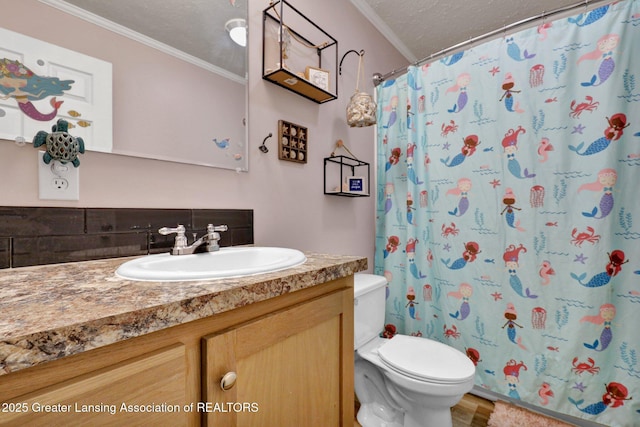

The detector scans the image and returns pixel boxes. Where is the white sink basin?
[116,247,307,282]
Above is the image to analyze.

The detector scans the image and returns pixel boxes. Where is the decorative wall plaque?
[278,120,307,164]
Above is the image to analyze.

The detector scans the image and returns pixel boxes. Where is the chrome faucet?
[158,224,228,255]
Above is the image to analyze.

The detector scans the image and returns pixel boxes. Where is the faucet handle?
[208,224,228,232]
[159,224,187,248]
[158,224,186,234]
[205,224,227,252]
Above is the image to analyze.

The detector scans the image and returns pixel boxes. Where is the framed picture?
[305,66,330,91]
[347,176,366,194]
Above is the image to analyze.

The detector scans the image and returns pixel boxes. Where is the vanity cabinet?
[203,290,349,426]
[0,345,189,426]
[0,276,354,427]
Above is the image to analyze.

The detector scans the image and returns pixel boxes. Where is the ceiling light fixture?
[225,18,247,47]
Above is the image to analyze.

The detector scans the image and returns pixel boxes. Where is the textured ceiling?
[52,0,599,80]
[351,0,594,64]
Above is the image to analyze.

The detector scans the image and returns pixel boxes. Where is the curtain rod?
[373,0,610,86]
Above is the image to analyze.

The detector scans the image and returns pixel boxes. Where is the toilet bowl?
[354,274,475,427]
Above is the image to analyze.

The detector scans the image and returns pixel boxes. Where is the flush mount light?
[226,18,247,47]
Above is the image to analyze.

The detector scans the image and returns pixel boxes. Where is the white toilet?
[354,274,476,427]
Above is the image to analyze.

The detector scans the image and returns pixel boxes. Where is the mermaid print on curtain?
[374,1,640,425]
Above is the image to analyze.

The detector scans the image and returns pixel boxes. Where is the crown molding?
[349,0,417,63]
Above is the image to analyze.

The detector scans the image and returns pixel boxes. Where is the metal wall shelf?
[324,155,370,197]
[262,0,338,104]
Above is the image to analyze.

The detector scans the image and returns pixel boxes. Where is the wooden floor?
[355,393,494,427]
[451,393,494,427]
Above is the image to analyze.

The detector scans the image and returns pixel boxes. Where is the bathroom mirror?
[2,0,248,170]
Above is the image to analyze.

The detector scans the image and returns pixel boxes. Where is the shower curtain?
[374,1,640,425]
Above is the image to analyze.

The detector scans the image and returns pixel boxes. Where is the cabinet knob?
[220,371,237,391]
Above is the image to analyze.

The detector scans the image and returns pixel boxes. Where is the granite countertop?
[0,252,367,376]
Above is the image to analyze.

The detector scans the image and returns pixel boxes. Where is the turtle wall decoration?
[33,119,85,167]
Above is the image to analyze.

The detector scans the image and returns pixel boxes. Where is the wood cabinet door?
[0,344,188,426]
[203,290,353,427]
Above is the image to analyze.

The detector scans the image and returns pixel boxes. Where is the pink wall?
[0,0,406,265]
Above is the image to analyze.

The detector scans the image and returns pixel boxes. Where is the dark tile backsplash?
[0,208,85,236]
[0,207,253,269]
[0,238,9,269]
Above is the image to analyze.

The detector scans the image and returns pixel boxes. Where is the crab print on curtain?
[374,1,640,425]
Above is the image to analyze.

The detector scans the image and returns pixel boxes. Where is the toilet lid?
[377,335,475,383]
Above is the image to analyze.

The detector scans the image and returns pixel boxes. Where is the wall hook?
[339,49,365,75]
[259,132,273,153]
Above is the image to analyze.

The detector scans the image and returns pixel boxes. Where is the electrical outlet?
[52,177,69,190]
[38,151,79,200]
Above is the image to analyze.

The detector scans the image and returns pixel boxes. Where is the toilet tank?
[354,273,388,349]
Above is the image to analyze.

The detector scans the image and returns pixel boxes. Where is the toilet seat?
[377,335,475,384]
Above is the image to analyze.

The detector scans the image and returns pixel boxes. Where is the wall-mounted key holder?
[278,120,307,164]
